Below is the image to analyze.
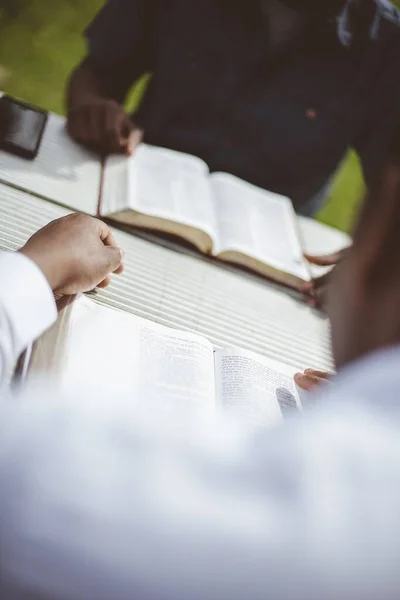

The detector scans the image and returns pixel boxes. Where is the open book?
[26,295,302,427]
[100,145,311,289]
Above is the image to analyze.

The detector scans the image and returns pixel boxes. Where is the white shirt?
[1,344,400,600]
[0,252,56,387]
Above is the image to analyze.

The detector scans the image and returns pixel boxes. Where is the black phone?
[0,95,48,160]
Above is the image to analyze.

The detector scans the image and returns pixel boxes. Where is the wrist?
[19,248,62,292]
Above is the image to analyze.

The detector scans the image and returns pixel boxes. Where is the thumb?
[304,252,340,266]
[125,128,144,156]
[104,245,124,273]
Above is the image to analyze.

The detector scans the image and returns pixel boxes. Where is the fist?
[67,99,143,156]
[20,213,124,294]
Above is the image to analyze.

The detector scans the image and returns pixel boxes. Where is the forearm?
[67,57,111,112]
[66,56,130,112]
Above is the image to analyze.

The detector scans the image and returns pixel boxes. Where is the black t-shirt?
[86,0,400,211]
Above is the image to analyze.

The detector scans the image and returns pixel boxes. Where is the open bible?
[100,145,311,289]
[26,295,302,427]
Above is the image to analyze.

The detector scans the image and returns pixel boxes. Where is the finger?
[97,221,125,267]
[113,263,124,275]
[304,252,341,267]
[301,286,317,307]
[100,225,117,247]
[75,110,105,154]
[304,369,331,380]
[301,271,331,294]
[88,106,103,148]
[301,274,331,305]
[120,116,135,141]
[294,373,324,391]
[303,288,326,309]
[104,109,127,154]
[97,275,112,289]
[104,246,124,273]
[97,220,117,246]
[301,280,315,293]
[305,295,317,308]
[124,127,144,156]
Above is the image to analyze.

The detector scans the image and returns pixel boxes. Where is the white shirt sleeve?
[0,252,57,387]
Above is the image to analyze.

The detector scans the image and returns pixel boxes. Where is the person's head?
[328,139,400,369]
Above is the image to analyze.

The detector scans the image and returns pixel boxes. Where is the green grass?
[0,0,370,234]
[0,1,103,112]
[318,150,364,233]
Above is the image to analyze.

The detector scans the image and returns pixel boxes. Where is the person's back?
[67,0,400,213]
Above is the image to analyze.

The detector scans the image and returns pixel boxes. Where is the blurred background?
[0,0,379,233]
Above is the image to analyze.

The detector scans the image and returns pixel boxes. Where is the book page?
[0,112,101,215]
[214,347,301,427]
[28,296,216,422]
[210,172,310,280]
[102,145,218,244]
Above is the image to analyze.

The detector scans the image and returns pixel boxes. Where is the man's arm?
[66,56,143,156]
[0,213,124,388]
[66,0,157,155]
[302,25,400,309]
[0,252,57,388]
[352,24,400,191]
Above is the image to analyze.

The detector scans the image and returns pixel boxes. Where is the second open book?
[100,145,311,289]
[27,295,302,427]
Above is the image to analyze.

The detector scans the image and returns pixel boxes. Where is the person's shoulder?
[88,0,163,25]
[375,3,400,45]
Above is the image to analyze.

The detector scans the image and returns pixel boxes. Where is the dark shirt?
[86,0,400,211]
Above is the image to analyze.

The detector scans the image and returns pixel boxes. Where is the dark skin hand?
[66,57,143,156]
[67,100,143,156]
[294,368,332,391]
[301,249,348,309]
[20,213,125,294]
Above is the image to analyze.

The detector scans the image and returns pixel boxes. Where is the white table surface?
[0,110,101,214]
[0,106,351,371]
[0,183,336,371]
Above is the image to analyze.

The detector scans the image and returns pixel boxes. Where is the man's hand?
[67,99,143,156]
[294,369,332,391]
[301,250,347,309]
[20,214,124,294]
